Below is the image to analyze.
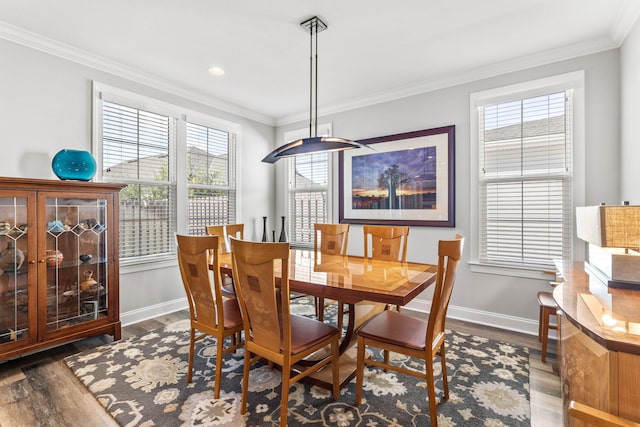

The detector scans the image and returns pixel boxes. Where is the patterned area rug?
[65,299,530,426]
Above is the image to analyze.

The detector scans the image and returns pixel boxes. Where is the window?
[102,100,176,260]
[94,83,239,263]
[185,122,236,235]
[284,125,332,247]
[470,72,584,276]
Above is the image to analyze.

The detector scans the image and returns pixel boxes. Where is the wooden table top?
[553,260,640,354]
[219,249,438,307]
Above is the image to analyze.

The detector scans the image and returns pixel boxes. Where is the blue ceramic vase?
[52,149,97,181]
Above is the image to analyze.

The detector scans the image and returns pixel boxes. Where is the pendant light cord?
[260,16,366,164]
[309,20,313,139]
[315,19,318,138]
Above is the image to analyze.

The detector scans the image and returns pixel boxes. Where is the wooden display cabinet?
[0,177,125,361]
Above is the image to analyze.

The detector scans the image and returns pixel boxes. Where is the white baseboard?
[121,296,557,341]
[405,298,550,338]
[121,297,189,327]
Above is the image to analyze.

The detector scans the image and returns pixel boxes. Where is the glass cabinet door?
[44,196,109,332]
[0,195,33,345]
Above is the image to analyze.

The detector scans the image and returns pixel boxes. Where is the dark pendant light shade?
[262,136,370,164]
[262,16,369,164]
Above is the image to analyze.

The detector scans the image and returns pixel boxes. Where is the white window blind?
[478,91,573,268]
[288,152,329,246]
[96,84,241,264]
[186,122,236,235]
[102,100,176,259]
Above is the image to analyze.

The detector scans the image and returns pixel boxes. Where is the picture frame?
[339,125,455,227]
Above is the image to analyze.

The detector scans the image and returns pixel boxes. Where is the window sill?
[468,260,556,280]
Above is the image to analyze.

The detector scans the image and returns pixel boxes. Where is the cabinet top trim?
[0,177,126,192]
[554,260,640,354]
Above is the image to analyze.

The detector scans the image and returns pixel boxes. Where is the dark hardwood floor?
[0,310,561,426]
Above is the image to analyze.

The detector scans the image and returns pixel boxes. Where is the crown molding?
[277,36,618,127]
[610,2,640,46]
[0,21,276,126]
[0,19,626,130]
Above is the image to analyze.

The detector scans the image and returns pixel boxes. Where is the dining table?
[217,248,438,389]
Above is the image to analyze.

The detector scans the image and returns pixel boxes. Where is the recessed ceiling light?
[208,67,225,76]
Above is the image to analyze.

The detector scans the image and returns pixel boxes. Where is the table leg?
[300,301,386,390]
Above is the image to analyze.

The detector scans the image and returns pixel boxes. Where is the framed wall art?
[339,125,455,227]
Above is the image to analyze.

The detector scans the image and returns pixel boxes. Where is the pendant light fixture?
[262,16,369,164]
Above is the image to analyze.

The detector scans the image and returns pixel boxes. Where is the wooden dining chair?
[313,223,350,325]
[363,224,410,314]
[205,223,244,253]
[205,223,244,296]
[175,234,244,399]
[363,224,409,262]
[569,400,640,427]
[355,235,464,427]
[229,237,341,426]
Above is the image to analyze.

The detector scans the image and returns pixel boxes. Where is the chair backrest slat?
[363,225,409,262]
[176,234,223,326]
[230,238,290,354]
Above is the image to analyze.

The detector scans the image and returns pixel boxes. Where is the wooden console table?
[553,260,640,426]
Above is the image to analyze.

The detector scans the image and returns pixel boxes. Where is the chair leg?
[426,357,439,427]
[439,345,449,400]
[280,367,291,426]
[355,336,365,405]
[538,304,544,342]
[541,306,550,363]
[317,297,325,321]
[187,328,195,383]
[241,350,251,414]
[332,339,340,400]
[234,331,242,349]
[214,336,224,399]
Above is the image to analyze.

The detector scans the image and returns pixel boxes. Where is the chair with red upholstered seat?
[176,234,244,399]
[355,235,464,427]
[364,224,409,313]
[205,223,244,253]
[230,237,340,426]
[313,223,350,325]
[363,224,409,263]
[205,224,244,296]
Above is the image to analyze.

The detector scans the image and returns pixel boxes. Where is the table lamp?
[576,204,640,290]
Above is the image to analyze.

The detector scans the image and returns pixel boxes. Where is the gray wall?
[621,18,640,202]
[0,38,275,322]
[278,49,621,334]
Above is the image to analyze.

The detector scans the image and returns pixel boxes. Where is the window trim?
[92,82,241,267]
[469,71,586,278]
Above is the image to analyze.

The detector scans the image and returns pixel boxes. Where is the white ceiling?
[1,0,639,125]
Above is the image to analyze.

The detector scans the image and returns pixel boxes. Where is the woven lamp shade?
[576,206,640,248]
